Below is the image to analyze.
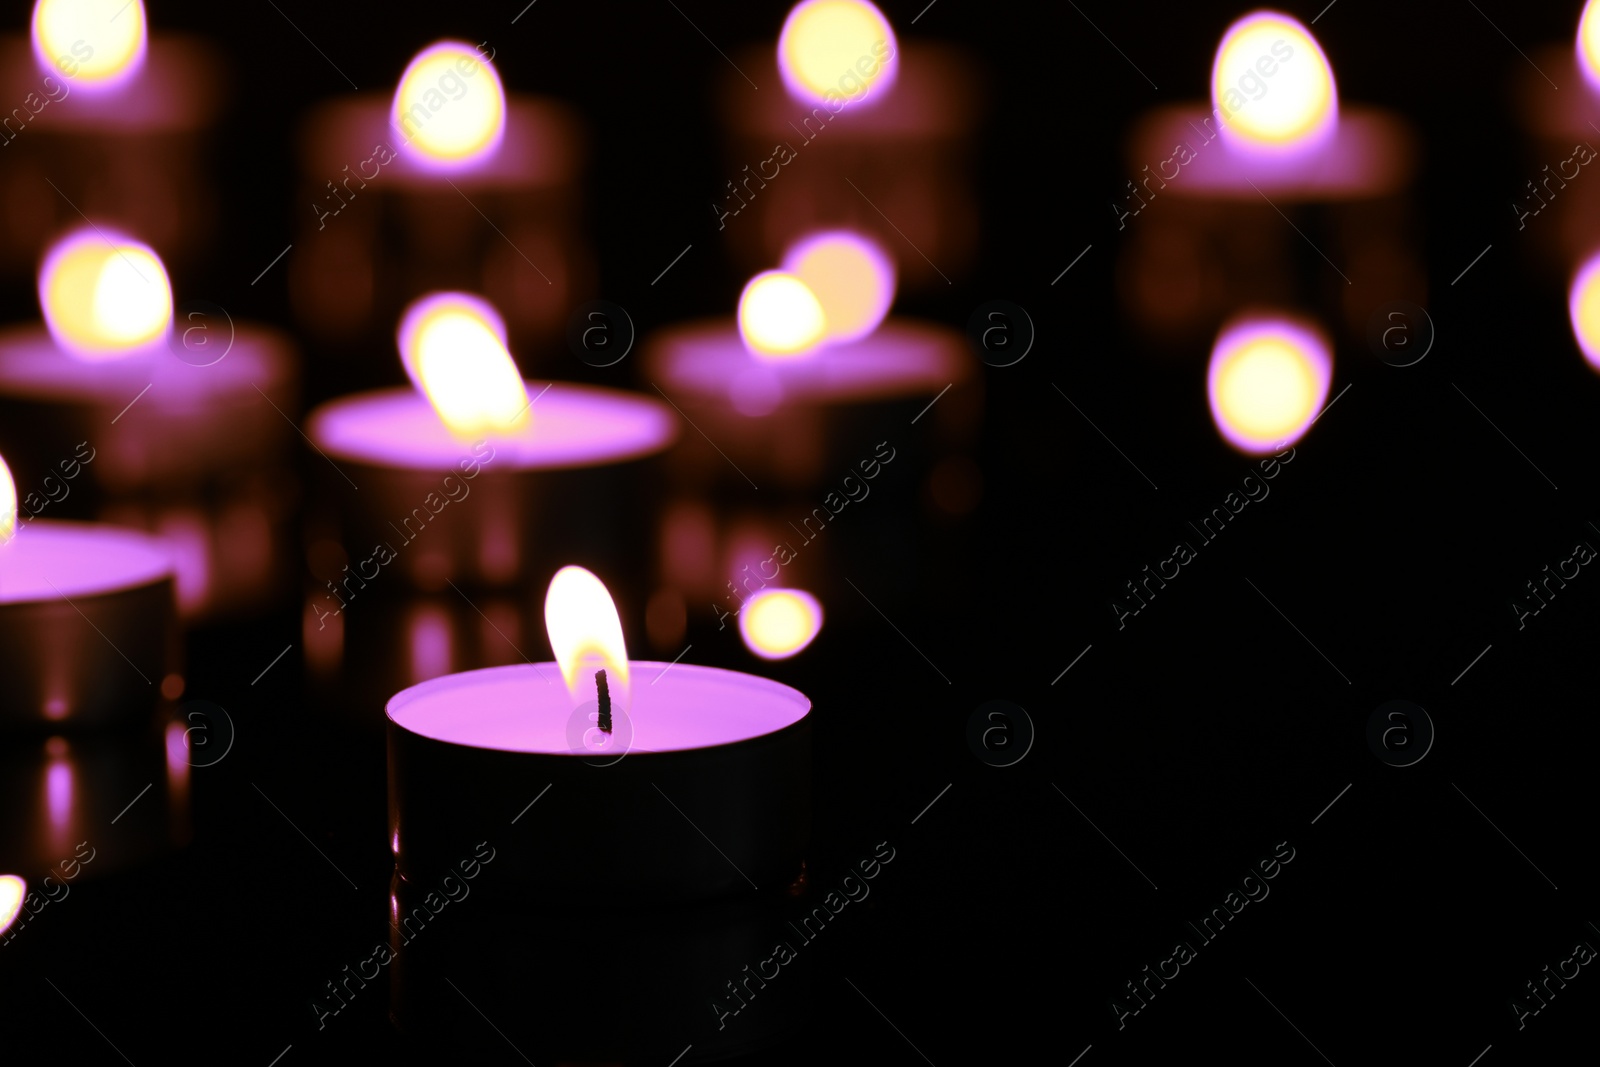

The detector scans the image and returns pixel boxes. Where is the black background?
[3,1,1599,1065]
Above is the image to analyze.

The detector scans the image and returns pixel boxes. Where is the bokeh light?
[39,228,172,361]
[738,271,828,359]
[392,40,506,168]
[1207,315,1332,454]
[397,292,529,438]
[33,0,146,90]
[781,231,895,344]
[739,589,823,660]
[778,0,897,106]
[1211,10,1337,153]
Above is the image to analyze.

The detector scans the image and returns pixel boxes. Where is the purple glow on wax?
[652,319,964,408]
[388,662,809,754]
[307,383,675,471]
[0,520,173,604]
[0,324,289,402]
[1124,106,1406,199]
[1207,315,1331,455]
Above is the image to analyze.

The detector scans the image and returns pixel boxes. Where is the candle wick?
[595,669,612,734]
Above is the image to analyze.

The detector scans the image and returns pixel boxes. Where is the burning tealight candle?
[1567,252,1600,371]
[1206,315,1332,454]
[652,232,964,419]
[304,292,675,592]
[0,228,298,619]
[387,565,811,900]
[31,0,146,91]
[0,449,175,729]
[645,233,970,642]
[391,38,506,170]
[292,41,586,354]
[0,1,224,273]
[1118,9,1418,344]
[1125,9,1406,194]
[739,588,823,660]
[717,1,981,289]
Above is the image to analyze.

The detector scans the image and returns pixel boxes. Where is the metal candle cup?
[304,382,676,593]
[0,520,174,731]
[386,661,811,903]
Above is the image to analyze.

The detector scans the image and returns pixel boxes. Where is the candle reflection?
[407,603,454,685]
[164,718,190,839]
[44,739,73,850]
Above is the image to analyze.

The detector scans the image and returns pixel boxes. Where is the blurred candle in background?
[1118,9,1419,348]
[292,38,588,391]
[1206,312,1332,454]
[643,230,976,650]
[0,0,224,280]
[301,292,675,728]
[716,0,983,290]
[1512,4,1600,274]
[0,227,299,621]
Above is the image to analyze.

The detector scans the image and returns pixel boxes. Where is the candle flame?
[39,228,172,361]
[782,231,895,344]
[33,0,145,89]
[738,271,827,360]
[544,565,631,710]
[778,0,897,106]
[1207,314,1331,455]
[0,875,25,935]
[1568,252,1600,371]
[1211,10,1336,153]
[392,40,506,169]
[397,292,530,438]
[1581,1,1600,91]
[0,452,15,544]
[739,589,823,660]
